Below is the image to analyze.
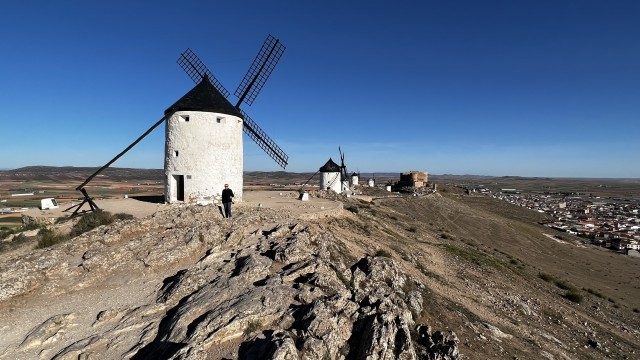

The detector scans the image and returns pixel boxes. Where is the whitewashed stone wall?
[320,172,341,193]
[351,175,359,186]
[164,111,243,203]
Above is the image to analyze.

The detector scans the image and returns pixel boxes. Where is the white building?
[164,75,244,203]
[351,172,359,186]
[319,158,342,193]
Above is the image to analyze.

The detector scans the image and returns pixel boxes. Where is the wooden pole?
[76,115,168,191]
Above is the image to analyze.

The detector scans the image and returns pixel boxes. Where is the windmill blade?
[338,146,348,181]
[177,48,230,98]
[234,34,286,107]
[240,109,288,169]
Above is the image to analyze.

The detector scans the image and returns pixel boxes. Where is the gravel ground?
[22,191,342,221]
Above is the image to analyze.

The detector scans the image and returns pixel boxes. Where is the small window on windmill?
[217,116,225,124]
[186,175,192,179]
[174,150,179,157]
[179,115,190,122]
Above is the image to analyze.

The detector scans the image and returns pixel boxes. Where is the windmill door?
[173,175,185,202]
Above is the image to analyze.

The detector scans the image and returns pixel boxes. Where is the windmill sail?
[235,34,286,107]
[178,48,230,98]
[177,39,289,169]
[240,109,288,168]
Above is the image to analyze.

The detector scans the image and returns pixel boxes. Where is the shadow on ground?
[131,195,165,204]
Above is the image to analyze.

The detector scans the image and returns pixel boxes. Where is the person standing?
[221,184,234,218]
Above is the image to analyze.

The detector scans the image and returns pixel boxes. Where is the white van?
[40,198,59,210]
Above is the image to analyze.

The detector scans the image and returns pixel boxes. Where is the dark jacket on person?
[222,188,234,203]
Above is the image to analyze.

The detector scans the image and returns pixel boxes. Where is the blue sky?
[1,0,638,177]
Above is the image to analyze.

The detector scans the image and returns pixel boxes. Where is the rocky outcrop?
[0,205,459,360]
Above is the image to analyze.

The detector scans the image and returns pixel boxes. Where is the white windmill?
[166,36,287,203]
[319,147,351,193]
[68,35,288,214]
[319,158,341,192]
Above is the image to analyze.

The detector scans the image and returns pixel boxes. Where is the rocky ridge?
[0,204,458,359]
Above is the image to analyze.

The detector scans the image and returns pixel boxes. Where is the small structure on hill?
[397,171,429,188]
[319,158,342,193]
[367,178,375,187]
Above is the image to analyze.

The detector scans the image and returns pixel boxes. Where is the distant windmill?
[338,146,350,191]
[318,147,351,193]
[68,35,288,214]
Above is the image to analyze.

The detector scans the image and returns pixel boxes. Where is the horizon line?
[1,166,639,180]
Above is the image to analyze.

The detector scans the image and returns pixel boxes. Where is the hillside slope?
[0,190,638,359]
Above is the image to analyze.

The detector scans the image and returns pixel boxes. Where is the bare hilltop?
[0,175,639,359]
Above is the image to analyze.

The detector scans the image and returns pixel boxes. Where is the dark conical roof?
[165,74,243,118]
[319,158,341,172]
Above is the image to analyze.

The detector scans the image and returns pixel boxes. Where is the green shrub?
[586,288,604,298]
[113,213,134,221]
[417,262,445,282]
[244,320,261,335]
[441,244,503,269]
[37,228,70,249]
[345,206,359,214]
[70,210,132,237]
[538,273,554,282]
[564,290,583,304]
[374,249,392,258]
[71,214,107,237]
[0,232,32,253]
[55,216,71,224]
[0,226,14,240]
[335,269,353,290]
[543,308,563,322]
[554,279,576,291]
[22,222,42,231]
[12,233,28,243]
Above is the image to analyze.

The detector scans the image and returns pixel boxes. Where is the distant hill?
[0,167,401,185]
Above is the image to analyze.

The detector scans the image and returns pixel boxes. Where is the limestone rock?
[20,313,75,350]
[0,205,460,360]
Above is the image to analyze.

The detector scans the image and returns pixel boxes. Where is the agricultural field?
[0,167,164,211]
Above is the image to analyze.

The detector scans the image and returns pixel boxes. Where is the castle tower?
[164,75,244,203]
[319,158,341,193]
